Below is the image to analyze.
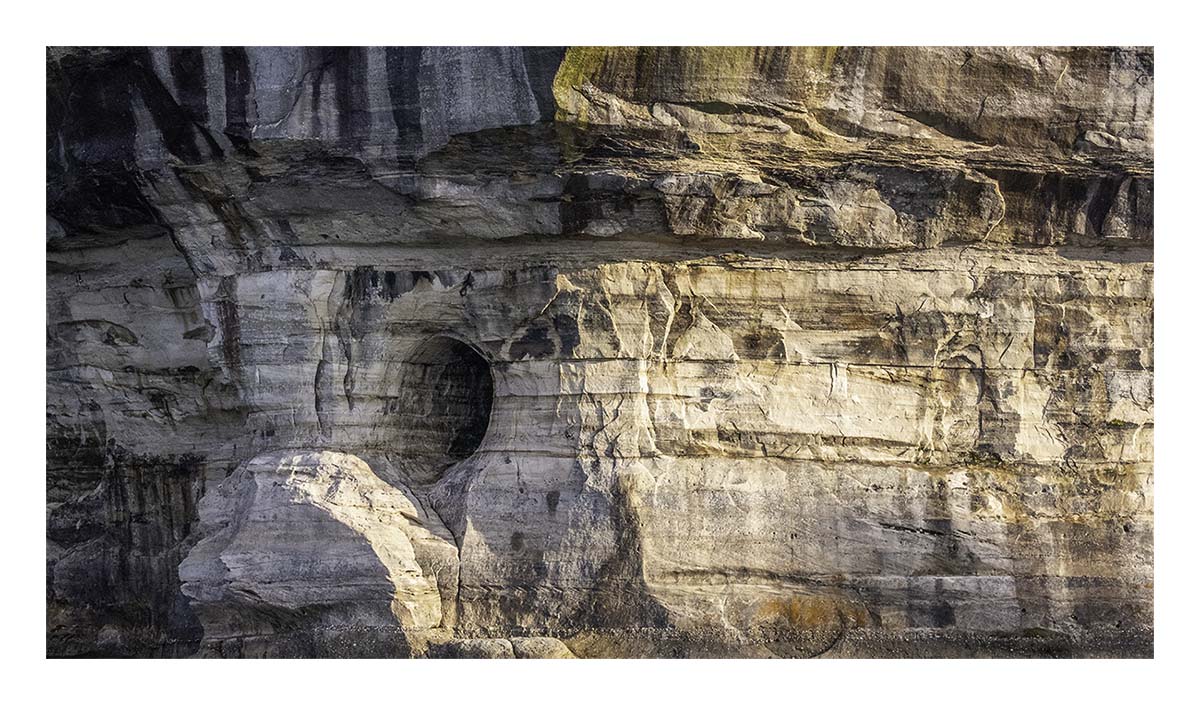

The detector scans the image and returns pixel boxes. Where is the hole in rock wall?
[394,336,494,482]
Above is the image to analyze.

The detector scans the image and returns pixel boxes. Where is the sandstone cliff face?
[47,46,1152,657]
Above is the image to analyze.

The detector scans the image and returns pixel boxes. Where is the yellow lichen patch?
[552,47,850,125]
[819,46,839,73]
[754,594,870,630]
[552,46,620,123]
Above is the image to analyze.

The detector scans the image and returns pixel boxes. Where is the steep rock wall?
[46,46,1152,657]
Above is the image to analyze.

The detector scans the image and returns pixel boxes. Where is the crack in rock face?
[46,45,1153,658]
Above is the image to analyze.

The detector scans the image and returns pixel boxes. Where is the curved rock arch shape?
[393,335,495,482]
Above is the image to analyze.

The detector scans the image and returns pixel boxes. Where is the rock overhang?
[47,46,1153,658]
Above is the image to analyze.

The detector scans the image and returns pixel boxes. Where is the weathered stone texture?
[47,46,1152,657]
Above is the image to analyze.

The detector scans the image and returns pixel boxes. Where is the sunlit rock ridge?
[47,46,1153,658]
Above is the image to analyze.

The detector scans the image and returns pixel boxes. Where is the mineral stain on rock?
[46,46,1152,658]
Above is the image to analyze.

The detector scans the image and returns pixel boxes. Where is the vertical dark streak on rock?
[384,47,423,163]
[520,47,567,122]
[168,47,209,125]
[221,47,252,143]
[214,276,241,371]
[308,47,328,137]
[764,46,792,82]
[45,45,1156,658]
[335,267,379,412]
[127,49,212,164]
[633,49,651,100]
[314,359,328,417]
[331,47,370,142]
[315,332,335,442]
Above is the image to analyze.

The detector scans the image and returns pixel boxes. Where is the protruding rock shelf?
[47,46,1153,658]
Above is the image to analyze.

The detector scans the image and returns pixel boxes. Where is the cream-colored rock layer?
[177,247,1150,641]
[48,46,1152,656]
[179,451,457,642]
[553,47,1153,157]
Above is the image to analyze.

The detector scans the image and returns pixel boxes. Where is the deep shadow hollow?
[394,336,494,483]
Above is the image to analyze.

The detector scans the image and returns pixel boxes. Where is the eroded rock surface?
[178,451,456,655]
[47,46,1152,657]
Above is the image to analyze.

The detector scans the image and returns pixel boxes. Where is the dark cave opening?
[395,336,494,480]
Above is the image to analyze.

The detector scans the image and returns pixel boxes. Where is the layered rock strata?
[47,46,1153,657]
